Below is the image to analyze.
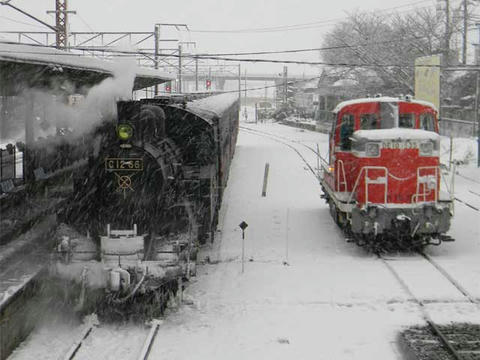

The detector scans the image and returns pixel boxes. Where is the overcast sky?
[0,0,450,74]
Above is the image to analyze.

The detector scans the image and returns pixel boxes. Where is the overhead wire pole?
[154,23,189,94]
[178,43,182,93]
[178,41,196,93]
[463,0,467,64]
[195,57,199,91]
[154,25,160,95]
[47,0,76,49]
[238,64,241,101]
[477,23,480,167]
[445,0,450,63]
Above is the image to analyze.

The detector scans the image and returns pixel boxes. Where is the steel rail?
[469,190,480,197]
[379,254,465,360]
[419,251,478,305]
[240,125,329,165]
[239,126,318,178]
[137,320,161,360]
[62,317,99,360]
[454,197,480,212]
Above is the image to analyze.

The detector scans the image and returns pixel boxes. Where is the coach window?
[399,113,415,128]
[360,113,379,130]
[340,113,354,151]
[420,113,435,131]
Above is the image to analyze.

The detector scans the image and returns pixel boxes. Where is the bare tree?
[321,7,468,95]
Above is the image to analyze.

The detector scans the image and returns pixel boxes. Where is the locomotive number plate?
[105,158,143,171]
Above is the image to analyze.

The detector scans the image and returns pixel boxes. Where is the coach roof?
[333,97,437,114]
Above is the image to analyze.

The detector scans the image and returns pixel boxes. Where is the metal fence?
[439,118,476,138]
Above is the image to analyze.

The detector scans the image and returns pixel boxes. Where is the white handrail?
[336,159,347,192]
[413,166,438,204]
[347,166,388,205]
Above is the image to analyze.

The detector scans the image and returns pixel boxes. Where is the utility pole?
[477,24,480,167]
[208,66,211,91]
[244,69,247,107]
[445,0,450,63]
[47,0,76,49]
[154,25,160,95]
[153,23,188,94]
[283,66,288,105]
[463,0,467,64]
[238,64,241,101]
[178,43,182,93]
[195,57,199,92]
[476,71,480,167]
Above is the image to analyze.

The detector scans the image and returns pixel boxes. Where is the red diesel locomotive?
[320,96,453,250]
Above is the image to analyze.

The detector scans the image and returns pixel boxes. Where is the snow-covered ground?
[8,112,480,360]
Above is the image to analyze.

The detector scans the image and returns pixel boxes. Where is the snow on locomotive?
[319,96,454,251]
[50,93,239,320]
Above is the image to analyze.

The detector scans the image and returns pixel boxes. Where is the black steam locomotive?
[50,93,239,319]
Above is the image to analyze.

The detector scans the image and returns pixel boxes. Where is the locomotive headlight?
[419,141,434,156]
[365,142,380,157]
[117,124,133,141]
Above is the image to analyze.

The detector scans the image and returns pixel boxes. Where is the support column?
[195,57,199,92]
[178,44,182,93]
[24,94,35,182]
[154,25,160,96]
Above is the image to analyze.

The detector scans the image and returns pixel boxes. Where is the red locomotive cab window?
[339,113,354,151]
[420,113,436,132]
[360,113,380,130]
[399,113,415,128]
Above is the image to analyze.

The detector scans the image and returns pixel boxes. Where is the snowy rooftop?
[0,42,175,91]
[186,93,239,121]
[333,96,438,113]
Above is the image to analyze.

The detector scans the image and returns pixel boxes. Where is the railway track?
[454,197,480,212]
[137,320,161,360]
[240,125,328,163]
[469,190,480,198]
[239,126,323,178]
[240,124,480,359]
[380,251,479,360]
[61,317,99,360]
[62,319,161,360]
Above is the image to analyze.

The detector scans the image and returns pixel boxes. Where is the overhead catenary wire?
[195,35,436,56]
[189,0,436,33]
[0,14,48,29]
[0,47,446,68]
[0,41,449,68]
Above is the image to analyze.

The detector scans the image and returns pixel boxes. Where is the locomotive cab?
[321,96,453,250]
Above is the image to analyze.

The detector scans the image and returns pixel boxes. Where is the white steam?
[1,56,138,144]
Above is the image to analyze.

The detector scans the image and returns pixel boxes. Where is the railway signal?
[206,79,212,90]
[165,83,171,93]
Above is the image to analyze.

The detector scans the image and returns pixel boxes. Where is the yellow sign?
[414,55,441,115]
[105,158,143,171]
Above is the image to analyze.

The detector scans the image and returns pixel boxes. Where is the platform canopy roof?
[0,42,175,94]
